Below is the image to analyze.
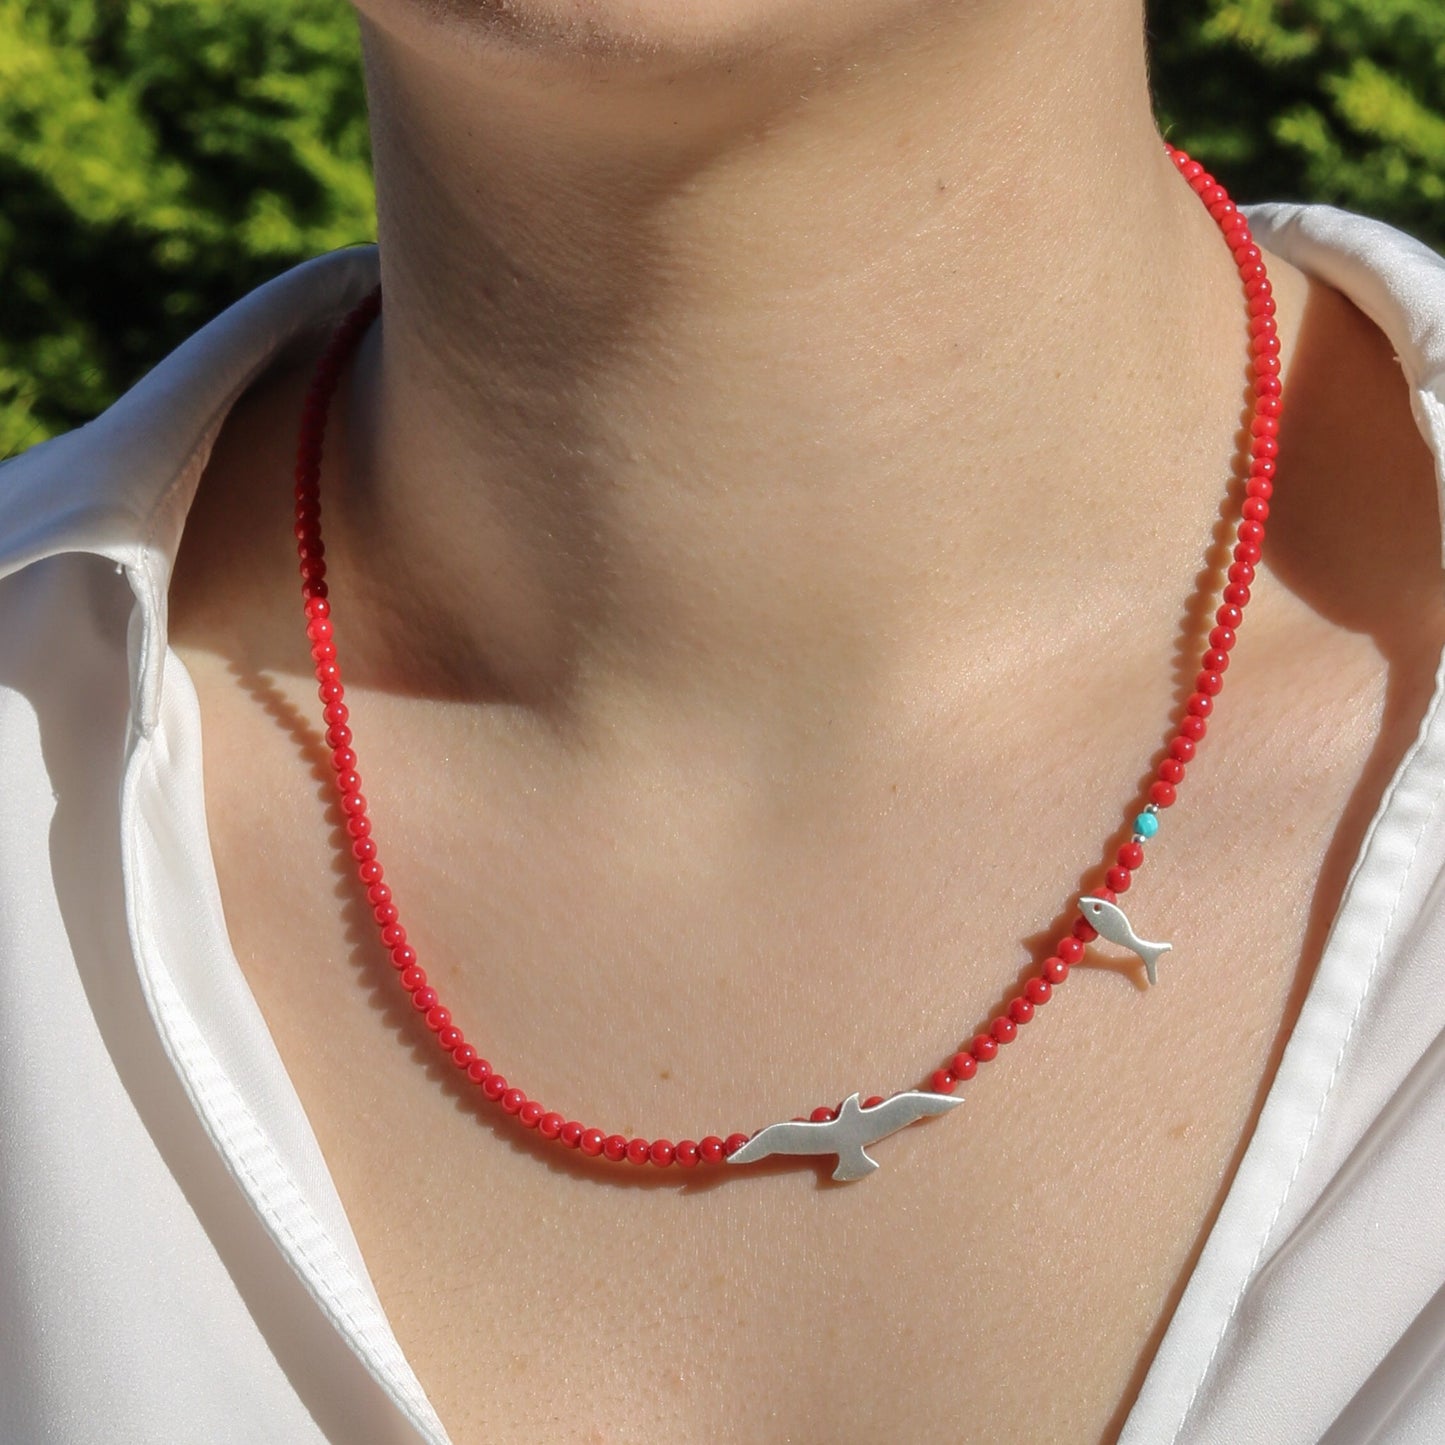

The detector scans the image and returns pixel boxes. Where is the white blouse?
[2,202,1445,1444]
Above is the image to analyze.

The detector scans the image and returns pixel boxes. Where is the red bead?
[1025,977,1052,1006]
[931,1069,957,1093]
[291,242,1293,1190]
[809,1106,836,1122]
[863,1095,885,1108]
[951,1051,979,1080]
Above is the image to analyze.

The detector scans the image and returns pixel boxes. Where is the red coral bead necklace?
[290,142,1282,1180]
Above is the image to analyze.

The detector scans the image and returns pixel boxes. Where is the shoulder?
[0,245,381,734]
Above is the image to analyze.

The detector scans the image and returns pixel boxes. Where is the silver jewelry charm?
[725,1090,964,1181]
[1077,894,1173,985]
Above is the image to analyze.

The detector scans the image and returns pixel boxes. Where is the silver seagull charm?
[1078,894,1173,985]
[725,1090,963,1181]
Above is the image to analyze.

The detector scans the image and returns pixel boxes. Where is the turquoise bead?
[1134,811,1159,838]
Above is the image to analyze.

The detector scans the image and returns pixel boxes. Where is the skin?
[166,1,1445,1440]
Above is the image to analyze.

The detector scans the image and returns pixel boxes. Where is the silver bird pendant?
[1078,895,1173,985]
[725,1090,964,1181]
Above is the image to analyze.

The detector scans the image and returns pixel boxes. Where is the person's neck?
[331,2,1261,743]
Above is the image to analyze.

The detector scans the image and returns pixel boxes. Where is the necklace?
[291,142,1281,1181]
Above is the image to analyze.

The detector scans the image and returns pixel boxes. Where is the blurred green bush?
[1149,0,1445,249]
[1,0,1442,455]
[0,0,372,456]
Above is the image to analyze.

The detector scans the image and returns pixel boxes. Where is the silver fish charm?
[1078,895,1173,985]
[726,1090,963,1182]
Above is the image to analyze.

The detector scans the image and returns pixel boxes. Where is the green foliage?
[1,2,1442,456]
[1148,0,1445,248]
[0,0,373,456]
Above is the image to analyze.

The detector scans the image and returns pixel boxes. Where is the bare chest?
[168,596,1436,1445]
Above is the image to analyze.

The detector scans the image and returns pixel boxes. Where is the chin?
[348,0,904,73]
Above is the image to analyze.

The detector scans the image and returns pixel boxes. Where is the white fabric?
[1,204,1444,1443]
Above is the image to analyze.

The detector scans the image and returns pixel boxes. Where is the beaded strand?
[291,141,1280,1171]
